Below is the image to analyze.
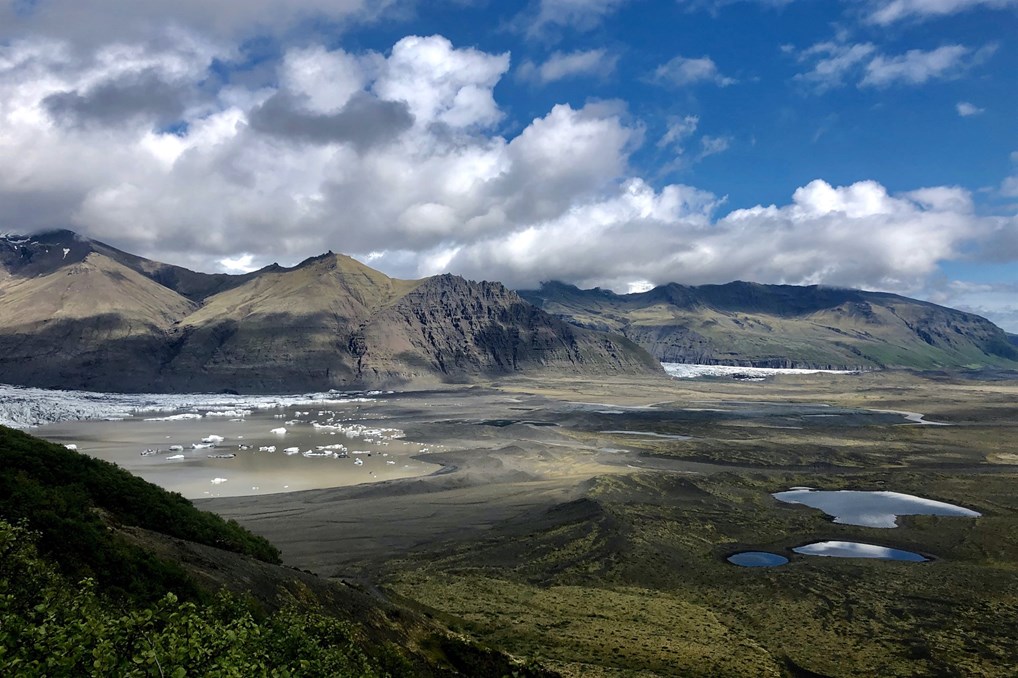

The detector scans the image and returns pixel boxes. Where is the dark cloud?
[43,70,190,128]
[247,91,413,150]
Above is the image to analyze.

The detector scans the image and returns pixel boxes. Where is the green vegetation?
[0,519,404,676]
[0,425,559,677]
[386,471,1018,676]
[521,280,1018,370]
[0,425,278,601]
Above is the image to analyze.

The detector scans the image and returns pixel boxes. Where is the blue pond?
[771,489,980,528]
[793,541,927,562]
[727,551,789,567]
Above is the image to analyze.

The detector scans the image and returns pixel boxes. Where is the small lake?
[793,541,926,562]
[727,551,789,567]
[772,489,981,528]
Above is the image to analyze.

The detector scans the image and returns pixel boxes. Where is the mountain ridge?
[520,280,1018,371]
[0,231,659,392]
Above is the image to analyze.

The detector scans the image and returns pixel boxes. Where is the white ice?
[662,363,858,379]
[0,383,377,429]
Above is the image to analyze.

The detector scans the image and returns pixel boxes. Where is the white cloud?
[796,41,993,90]
[427,178,995,294]
[928,280,1018,332]
[1001,176,1018,198]
[697,135,731,160]
[0,28,1012,306]
[517,49,618,83]
[658,115,699,149]
[956,101,984,116]
[0,33,641,271]
[795,42,877,90]
[861,45,977,87]
[219,253,257,273]
[526,0,631,34]
[868,0,1018,25]
[374,35,509,129]
[652,55,735,87]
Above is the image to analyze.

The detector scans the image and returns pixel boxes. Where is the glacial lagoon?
[772,488,981,528]
[29,394,442,499]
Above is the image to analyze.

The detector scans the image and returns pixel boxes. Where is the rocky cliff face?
[520,281,1018,371]
[353,275,656,383]
[0,232,660,392]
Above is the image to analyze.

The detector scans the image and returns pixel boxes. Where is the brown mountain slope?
[0,250,198,390]
[0,232,660,392]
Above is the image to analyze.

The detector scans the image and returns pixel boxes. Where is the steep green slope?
[520,281,1018,370]
[0,425,279,600]
[0,425,557,677]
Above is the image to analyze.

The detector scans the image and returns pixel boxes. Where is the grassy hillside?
[0,425,557,677]
[520,281,1018,370]
[0,425,279,601]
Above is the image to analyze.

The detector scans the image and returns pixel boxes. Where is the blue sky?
[0,0,1016,328]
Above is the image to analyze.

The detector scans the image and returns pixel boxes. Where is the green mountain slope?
[519,281,1018,370]
[0,425,556,677]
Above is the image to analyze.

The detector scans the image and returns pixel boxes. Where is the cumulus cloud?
[868,0,1018,25]
[422,178,995,295]
[651,55,736,87]
[795,40,994,90]
[0,27,1012,308]
[517,48,618,83]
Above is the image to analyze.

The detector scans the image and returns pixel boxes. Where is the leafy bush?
[0,519,401,676]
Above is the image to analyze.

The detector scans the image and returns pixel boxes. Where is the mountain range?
[2,230,1015,393]
[0,231,657,392]
[519,281,1018,371]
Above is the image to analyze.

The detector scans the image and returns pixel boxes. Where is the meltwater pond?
[727,551,789,567]
[793,541,927,562]
[772,489,981,528]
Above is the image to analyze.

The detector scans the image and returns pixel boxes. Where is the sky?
[0,0,1016,330]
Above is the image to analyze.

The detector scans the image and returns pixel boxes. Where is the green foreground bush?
[0,519,404,677]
